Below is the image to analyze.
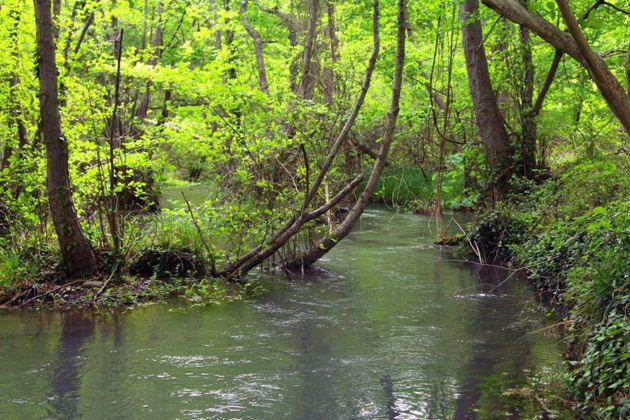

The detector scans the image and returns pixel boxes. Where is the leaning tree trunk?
[461,0,512,201]
[555,0,630,137]
[481,0,630,137]
[34,0,98,277]
[285,0,407,269]
[222,0,382,279]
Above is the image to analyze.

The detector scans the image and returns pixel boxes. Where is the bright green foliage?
[0,0,628,415]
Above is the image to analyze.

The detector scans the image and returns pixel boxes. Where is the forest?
[0,0,628,417]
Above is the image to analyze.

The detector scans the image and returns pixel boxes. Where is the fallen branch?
[223,174,365,278]
[17,280,85,308]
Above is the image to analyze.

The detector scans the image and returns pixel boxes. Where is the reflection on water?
[50,313,95,419]
[0,207,562,419]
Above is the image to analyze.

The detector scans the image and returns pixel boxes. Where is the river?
[0,207,562,419]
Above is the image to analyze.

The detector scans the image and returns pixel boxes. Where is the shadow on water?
[49,312,95,418]
[453,265,532,419]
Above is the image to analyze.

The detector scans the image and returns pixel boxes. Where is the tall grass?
[370,167,434,205]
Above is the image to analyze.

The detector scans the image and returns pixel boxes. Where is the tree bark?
[34,0,98,277]
[481,0,630,136]
[461,0,512,200]
[532,48,562,116]
[285,0,406,269]
[481,0,586,66]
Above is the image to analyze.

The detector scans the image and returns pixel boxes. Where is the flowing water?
[0,207,563,419]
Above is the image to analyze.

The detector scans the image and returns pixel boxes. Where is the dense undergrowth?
[371,160,478,212]
[466,159,630,417]
[0,161,468,309]
[0,182,305,308]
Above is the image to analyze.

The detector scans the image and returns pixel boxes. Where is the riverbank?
[463,162,630,417]
[0,276,255,310]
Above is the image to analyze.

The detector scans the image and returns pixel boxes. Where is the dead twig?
[94,264,120,301]
[452,217,484,264]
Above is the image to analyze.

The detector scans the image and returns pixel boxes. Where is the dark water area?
[0,207,562,419]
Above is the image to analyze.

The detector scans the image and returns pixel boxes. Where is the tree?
[34,0,98,277]
[461,0,512,201]
[222,0,383,278]
[482,0,630,136]
[240,0,269,94]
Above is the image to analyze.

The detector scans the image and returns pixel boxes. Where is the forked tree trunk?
[555,0,630,137]
[482,0,630,136]
[461,0,512,200]
[34,0,98,277]
[222,0,382,278]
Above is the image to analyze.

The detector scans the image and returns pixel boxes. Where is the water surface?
[0,208,562,419]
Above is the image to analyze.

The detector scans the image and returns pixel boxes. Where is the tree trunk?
[222,0,382,278]
[34,0,98,277]
[136,1,164,120]
[517,1,536,177]
[299,0,320,99]
[286,0,406,269]
[482,0,630,136]
[481,0,586,66]
[253,0,299,90]
[461,0,512,201]
[240,0,269,94]
[532,48,562,117]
